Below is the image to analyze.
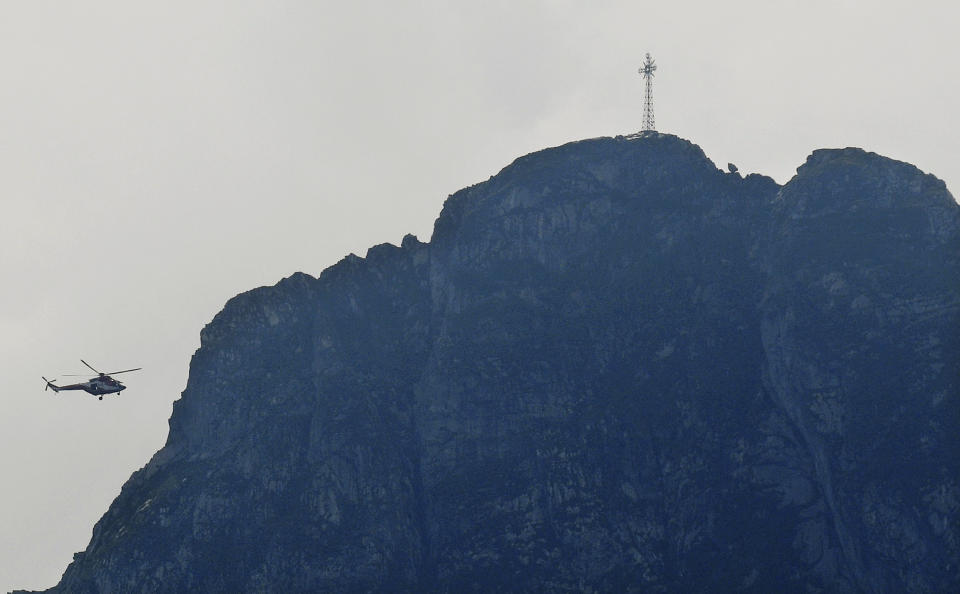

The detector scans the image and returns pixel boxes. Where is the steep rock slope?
[33,134,959,593]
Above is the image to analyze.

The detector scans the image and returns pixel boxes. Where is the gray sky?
[2,1,956,590]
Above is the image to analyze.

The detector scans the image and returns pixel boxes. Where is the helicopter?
[42,360,142,401]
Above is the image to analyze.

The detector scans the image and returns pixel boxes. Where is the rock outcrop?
[29,134,959,593]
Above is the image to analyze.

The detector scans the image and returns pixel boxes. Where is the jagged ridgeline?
[29,134,959,593]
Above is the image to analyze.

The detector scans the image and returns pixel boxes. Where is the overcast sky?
[2,1,957,590]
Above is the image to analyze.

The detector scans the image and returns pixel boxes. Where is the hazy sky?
[2,1,956,590]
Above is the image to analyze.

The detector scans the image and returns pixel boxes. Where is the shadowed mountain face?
[33,134,959,593]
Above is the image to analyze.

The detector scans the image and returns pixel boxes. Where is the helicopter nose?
[119,385,126,391]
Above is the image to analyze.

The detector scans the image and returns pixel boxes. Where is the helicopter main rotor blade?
[80,359,101,374]
[106,367,142,375]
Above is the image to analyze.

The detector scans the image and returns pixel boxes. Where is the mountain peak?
[35,136,959,594]
[786,146,953,210]
[430,133,742,250]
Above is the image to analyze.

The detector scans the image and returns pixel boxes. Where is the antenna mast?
[638,53,657,132]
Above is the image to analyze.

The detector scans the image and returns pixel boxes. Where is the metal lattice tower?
[638,53,657,132]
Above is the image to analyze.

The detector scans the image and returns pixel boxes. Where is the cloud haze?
[1,1,956,589]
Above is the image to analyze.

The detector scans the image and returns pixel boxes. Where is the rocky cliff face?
[32,134,959,593]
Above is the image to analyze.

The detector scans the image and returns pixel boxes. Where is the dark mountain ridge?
[24,133,959,593]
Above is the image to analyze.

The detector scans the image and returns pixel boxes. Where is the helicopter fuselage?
[80,377,126,395]
[45,376,126,396]
[43,361,140,400]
